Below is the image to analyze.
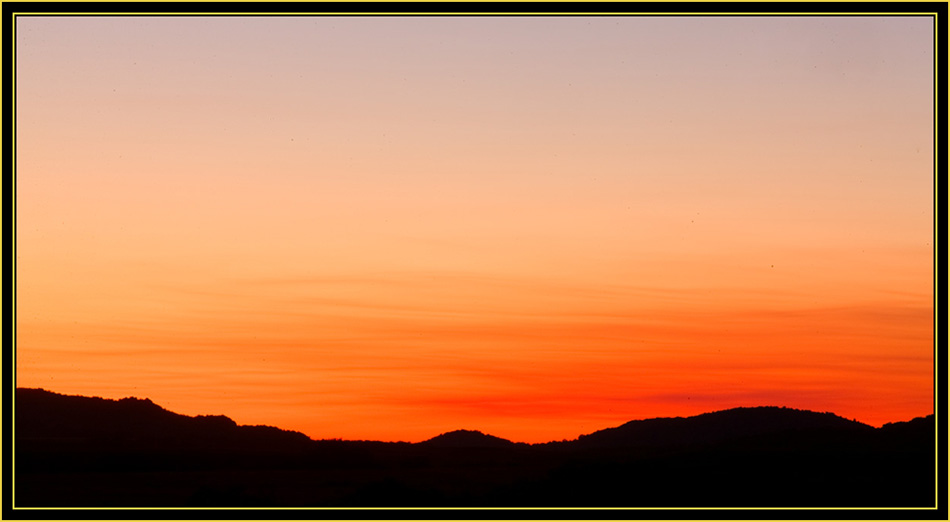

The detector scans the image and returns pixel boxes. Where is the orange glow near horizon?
[15,16,935,443]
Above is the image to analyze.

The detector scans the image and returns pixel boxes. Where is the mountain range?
[14,388,937,509]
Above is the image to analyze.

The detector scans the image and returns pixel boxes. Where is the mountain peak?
[421,429,516,448]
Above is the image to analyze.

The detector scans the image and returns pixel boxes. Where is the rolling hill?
[13,388,937,509]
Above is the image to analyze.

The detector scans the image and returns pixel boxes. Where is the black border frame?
[2,2,945,520]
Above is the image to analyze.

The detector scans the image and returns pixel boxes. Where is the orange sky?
[15,16,934,443]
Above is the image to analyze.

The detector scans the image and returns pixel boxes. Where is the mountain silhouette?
[564,406,873,450]
[13,388,937,509]
[420,429,520,448]
[15,387,313,453]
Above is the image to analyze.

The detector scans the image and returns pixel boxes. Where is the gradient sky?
[15,16,934,443]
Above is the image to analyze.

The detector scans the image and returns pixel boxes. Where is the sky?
[15,16,935,443]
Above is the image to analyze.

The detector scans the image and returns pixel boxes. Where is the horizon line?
[14,386,935,445]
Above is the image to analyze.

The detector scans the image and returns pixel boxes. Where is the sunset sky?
[15,16,934,443]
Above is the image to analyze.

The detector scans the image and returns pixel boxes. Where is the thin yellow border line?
[10,8,17,510]
[11,506,942,511]
[8,12,944,15]
[7,11,942,513]
[934,9,941,513]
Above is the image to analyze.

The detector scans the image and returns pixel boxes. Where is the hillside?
[565,406,873,450]
[421,429,521,448]
[15,387,314,452]
[13,388,937,509]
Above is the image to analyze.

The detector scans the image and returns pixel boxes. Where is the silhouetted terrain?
[14,388,936,508]
[421,429,525,448]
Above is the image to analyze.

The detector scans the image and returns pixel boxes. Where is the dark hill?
[421,429,518,448]
[14,388,937,509]
[15,387,313,453]
[567,406,873,450]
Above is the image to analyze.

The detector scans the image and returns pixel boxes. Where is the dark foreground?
[14,388,937,508]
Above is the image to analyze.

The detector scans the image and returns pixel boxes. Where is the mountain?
[519,407,935,508]
[421,429,519,448]
[15,387,313,453]
[565,406,873,450]
[13,388,937,509]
